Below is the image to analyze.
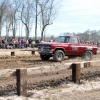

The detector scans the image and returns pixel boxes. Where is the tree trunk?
[0,19,2,37]
[35,2,37,40]
[26,25,29,39]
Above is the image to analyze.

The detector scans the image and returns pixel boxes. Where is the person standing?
[25,39,29,48]
[28,38,32,48]
[31,40,36,48]
[21,37,25,49]
[11,37,16,49]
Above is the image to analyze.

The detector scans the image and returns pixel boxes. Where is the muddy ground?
[0,49,100,99]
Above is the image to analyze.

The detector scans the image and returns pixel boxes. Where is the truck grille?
[38,44,51,51]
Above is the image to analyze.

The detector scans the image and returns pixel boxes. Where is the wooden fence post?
[84,62,91,68]
[16,69,27,96]
[31,50,35,55]
[86,62,91,67]
[11,52,15,56]
[72,63,80,84]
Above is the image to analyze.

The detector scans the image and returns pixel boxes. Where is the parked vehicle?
[38,36,98,62]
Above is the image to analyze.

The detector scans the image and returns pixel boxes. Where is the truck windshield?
[54,36,70,43]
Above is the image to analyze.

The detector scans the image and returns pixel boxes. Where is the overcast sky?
[46,0,100,36]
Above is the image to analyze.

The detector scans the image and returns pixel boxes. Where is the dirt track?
[0,49,99,70]
[0,49,100,99]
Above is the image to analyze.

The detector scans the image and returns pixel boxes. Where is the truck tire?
[83,51,92,60]
[53,50,65,62]
[40,55,50,60]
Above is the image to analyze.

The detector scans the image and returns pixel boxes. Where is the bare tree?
[3,0,21,38]
[0,0,9,37]
[20,0,34,39]
[6,6,17,38]
[10,0,21,38]
[39,0,59,40]
[5,9,12,36]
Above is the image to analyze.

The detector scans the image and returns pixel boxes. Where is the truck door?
[68,37,79,55]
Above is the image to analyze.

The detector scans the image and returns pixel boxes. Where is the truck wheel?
[40,55,50,60]
[53,50,65,62]
[83,51,92,60]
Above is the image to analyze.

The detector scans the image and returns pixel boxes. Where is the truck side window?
[70,38,78,44]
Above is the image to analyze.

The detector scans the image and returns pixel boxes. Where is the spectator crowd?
[0,37,38,49]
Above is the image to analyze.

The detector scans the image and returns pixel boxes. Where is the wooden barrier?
[16,69,27,96]
[72,63,80,84]
[0,61,98,96]
[84,62,91,68]
[31,50,35,55]
[11,52,15,56]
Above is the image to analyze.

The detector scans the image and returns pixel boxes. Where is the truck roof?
[59,35,78,37]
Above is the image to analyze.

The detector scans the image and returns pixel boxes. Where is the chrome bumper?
[38,49,53,55]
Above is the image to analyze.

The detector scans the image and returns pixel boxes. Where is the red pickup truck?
[38,36,98,62]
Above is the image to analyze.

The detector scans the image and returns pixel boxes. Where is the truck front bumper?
[38,50,53,55]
